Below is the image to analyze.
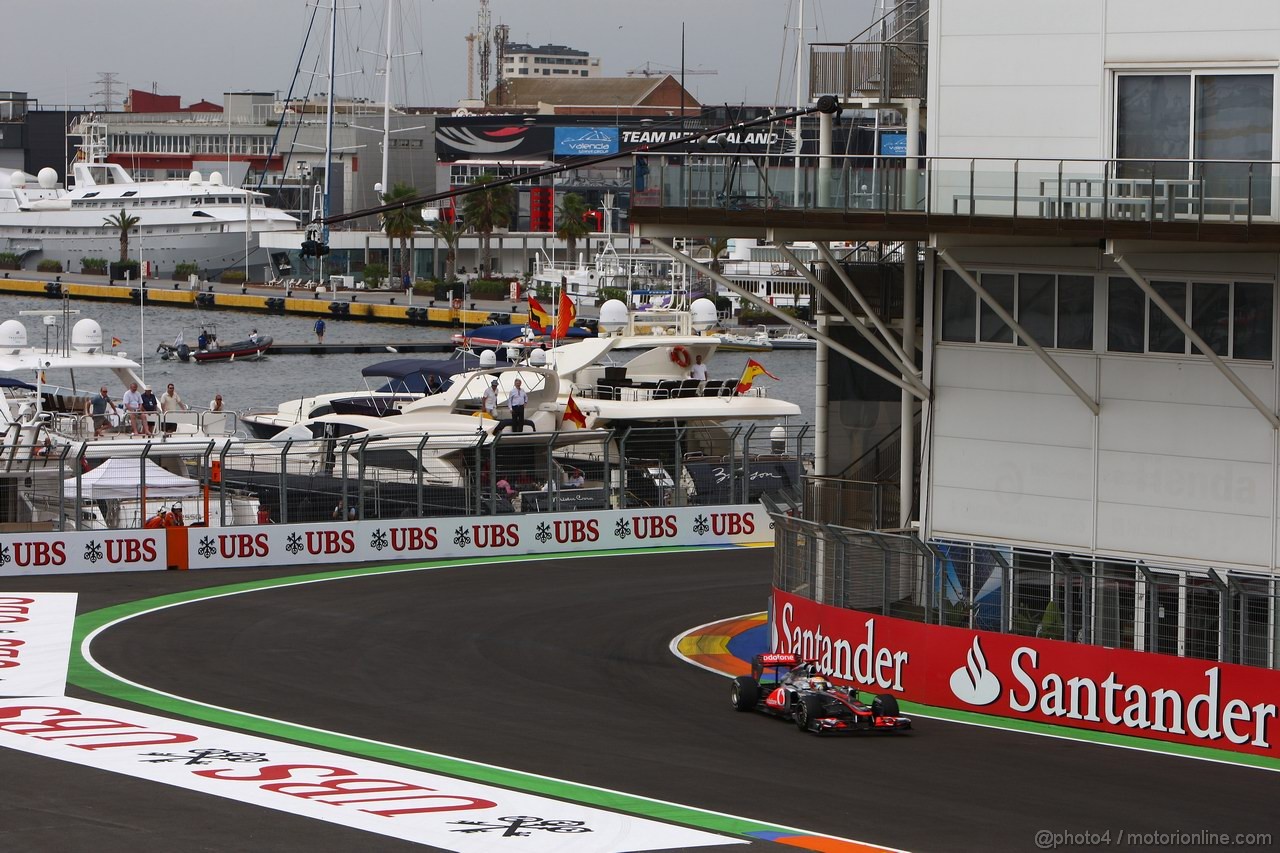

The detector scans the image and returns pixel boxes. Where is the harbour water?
[0,294,818,421]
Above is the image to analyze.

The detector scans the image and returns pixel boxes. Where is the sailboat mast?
[380,0,395,197]
[323,0,338,269]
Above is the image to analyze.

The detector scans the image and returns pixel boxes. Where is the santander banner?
[772,590,1280,758]
[186,505,769,570]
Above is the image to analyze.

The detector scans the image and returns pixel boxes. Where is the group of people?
[85,383,224,437]
[481,378,529,431]
[144,503,187,528]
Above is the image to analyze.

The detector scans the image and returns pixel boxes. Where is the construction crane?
[465,32,476,100]
[626,62,717,78]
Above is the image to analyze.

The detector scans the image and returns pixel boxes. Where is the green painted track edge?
[67,546,814,843]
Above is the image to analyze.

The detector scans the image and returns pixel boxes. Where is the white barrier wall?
[186,505,771,570]
[0,531,165,577]
[0,506,772,577]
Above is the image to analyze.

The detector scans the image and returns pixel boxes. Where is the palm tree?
[427,218,469,283]
[380,183,423,288]
[103,210,141,263]
[460,173,513,278]
[703,236,731,275]
[554,192,591,262]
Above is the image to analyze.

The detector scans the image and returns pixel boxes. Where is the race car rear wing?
[751,651,803,682]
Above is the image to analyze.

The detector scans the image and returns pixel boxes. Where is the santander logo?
[950,636,1001,706]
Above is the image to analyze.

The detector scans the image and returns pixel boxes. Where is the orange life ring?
[670,345,691,368]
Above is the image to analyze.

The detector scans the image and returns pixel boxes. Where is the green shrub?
[0,252,21,269]
[219,269,247,284]
[596,287,627,305]
[174,262,200,279]
[534,282,554,301]
[468,278,518,299]
[361,263,389,288]
[37,259,63,273]
[80,257,108,273]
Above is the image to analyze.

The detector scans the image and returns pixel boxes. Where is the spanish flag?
[528,295,552,334]
[563,393,587,428]
[110,336,122,348]
[736,358,779,394]
[554,290,576,340]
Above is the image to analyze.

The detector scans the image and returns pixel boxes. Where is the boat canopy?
[0,377,36,390]
[363,355,512,394]
[464,324,595,342]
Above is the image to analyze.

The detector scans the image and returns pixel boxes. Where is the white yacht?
[0,136,298,280]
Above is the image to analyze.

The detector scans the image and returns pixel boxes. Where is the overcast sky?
[11,0,877,110]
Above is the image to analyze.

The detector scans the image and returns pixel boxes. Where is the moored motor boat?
[193,336,272,362]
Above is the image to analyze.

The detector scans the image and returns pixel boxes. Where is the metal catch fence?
[22,424,812,531]
[772,514,1280,671]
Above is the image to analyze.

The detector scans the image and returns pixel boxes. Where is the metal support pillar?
[651,239,927,400]
[939,250,1100,415]
[818,111,833,208]
[901,241,917,527]
[815,311,829,476]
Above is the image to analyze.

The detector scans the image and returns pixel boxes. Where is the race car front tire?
[795,694,822,732]
[731,676,759,712]
[873,693,900,718]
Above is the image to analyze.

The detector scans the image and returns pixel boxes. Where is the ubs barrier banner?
[772,591,1280,759]
[188,505,770,570]
[0,531,164,577]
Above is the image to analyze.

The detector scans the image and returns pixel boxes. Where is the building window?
[1116,72,1274,208]
[942,270,1094,349]
[1106,277,1273,360]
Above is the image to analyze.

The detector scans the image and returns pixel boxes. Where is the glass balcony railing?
[631,154,1280,226]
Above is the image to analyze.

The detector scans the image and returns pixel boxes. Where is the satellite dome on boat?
[479,349,497,368]
[210,172,224,186]
[598,299,629,332]
[7,171,25,189]
[189,171,203,184]
[690,298,718,331]
[71,319,103,352]
[0,320,27,352]
[529,347,547,367]
[37,167,58,189]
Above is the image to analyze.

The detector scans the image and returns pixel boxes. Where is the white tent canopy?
[63,457,200,500]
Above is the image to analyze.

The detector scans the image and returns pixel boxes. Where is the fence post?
[672,426,686,507]
[726,426,742,504]
[415,433,430,517]
[55,445,71,530]
[741,424,757,504]
[617,427,631,510]
[277,439,293,525]
[354,436,369,520]
[602,428,614,510]
[218,442,232,526]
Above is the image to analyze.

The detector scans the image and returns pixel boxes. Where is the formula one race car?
[730,652,913,735]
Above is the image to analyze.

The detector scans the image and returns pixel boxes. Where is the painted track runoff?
[2,549,1277,852]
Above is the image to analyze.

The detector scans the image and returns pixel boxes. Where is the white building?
[501,43,600,80]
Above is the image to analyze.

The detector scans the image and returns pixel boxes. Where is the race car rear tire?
[731,676,759,712]
[873,693,900,718]
[794,694,822,732]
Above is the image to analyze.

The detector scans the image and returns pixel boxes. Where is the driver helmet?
[809,676,830,692]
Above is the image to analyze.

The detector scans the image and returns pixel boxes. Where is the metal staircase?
[809,1,928,103]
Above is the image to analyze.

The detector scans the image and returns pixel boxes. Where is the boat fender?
[177,344,191,362]
[670,345,691,368]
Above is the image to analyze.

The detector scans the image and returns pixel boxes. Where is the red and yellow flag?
[736,358,779,394]
[528,295,552,334]
[110,336,122,348]
[554,290,576,340]
[563,393,587,428]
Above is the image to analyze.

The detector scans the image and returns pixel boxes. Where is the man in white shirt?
[121,382,145,435]
[508,378,529,433]
[690,354,708,382]
[209,393,225,412]
[482,380,500,419]
[160,383,187,433]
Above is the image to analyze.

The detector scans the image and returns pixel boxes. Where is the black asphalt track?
[2,550,1277,853]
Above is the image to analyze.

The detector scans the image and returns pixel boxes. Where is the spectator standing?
[86,387,118,436]
[140,386,159,436]
[690,354,708,382]
[508,378,529,433]
[122,382,145,436]
[160,383,187,434]
[314,318,326,344]
[482,379,500,418]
